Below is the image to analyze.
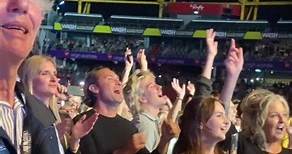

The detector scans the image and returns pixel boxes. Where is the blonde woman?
[20,55,62,122]
[20,55,98,153]
[239,89,292,154]
[124,69,168,152]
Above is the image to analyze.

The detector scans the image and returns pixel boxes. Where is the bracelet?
[176,97,183,101]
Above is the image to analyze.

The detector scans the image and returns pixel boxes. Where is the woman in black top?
[238,89,292,154]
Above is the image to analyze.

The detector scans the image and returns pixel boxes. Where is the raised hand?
[124,47,134,72]
[171,78,186,100]
[202,29,218,79]
[71,113,99,140]
[136,49,148,71]
[206,28,218,58]
[186,81,196,96]
[224,39,244,77]
[68,113,98,152]
[122,48,134,87]
[220,39,244,114]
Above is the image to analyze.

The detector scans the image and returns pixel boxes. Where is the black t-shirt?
[223,125,292,154]
[76,110,139,154]
[237,133,292,154]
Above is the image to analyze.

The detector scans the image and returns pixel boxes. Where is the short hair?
[240,89,289,150]
[83,66,107,107]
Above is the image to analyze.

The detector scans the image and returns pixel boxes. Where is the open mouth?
[114,89,121,94]
[220,127,227,131]
[158,91,164,98]
[1,24,29,34]
[220,125,230,132]
[276,125,285,132]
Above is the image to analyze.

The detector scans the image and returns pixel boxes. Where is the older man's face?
[0,0,48,61]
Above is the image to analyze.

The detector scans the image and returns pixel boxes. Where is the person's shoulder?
[0,128,16,154]
[237,132,263,154]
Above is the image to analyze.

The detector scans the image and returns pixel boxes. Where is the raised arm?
[121,47,134,87]
[220,39,244,113]
[168,78,186,122]
[202,29,218,79]
[136,49,148,71]
[194,29,217,98]
[185,81,196,104]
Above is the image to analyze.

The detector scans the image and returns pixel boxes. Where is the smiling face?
[0,0,46,62]
[201,101,231,142]
[32,60,58,99]
[263,101,289,143]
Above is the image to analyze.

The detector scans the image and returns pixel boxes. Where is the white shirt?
[0,97,25,154]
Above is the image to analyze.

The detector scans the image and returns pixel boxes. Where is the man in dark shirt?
[76,67,146,154]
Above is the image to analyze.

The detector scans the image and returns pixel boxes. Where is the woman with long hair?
[174,29,244,154]
[239,89,292,154]
[20,55,98,153]
[174,97,230,154]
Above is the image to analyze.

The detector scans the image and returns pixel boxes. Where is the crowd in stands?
[50,35,144,54]
[46,34,292,62]
[1,0,292,153]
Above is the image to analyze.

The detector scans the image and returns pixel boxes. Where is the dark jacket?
[0,82,63,154]
[0,128,16,154]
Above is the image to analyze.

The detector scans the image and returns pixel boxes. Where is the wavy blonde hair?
[240,89,289,150]
[123,69,155,115]
[20,55,61,123]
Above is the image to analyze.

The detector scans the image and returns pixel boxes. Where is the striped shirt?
[0,97,25,154]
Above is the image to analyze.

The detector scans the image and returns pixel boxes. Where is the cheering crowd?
[0,0,291,154]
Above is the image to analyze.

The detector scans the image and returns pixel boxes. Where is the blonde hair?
[20,55,61,123]
[240,89,289,150]
[123,69,155,115]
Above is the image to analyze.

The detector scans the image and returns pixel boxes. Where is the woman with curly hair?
[239,89,292,154]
